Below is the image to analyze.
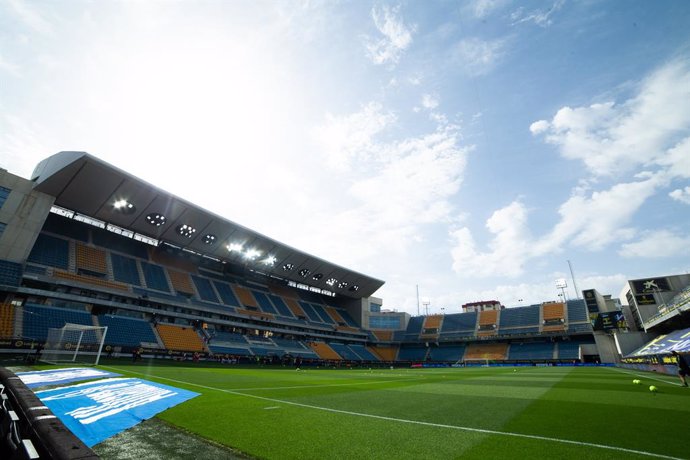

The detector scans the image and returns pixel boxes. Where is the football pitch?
[90,363,688,460]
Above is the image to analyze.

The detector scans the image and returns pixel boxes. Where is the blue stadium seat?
[140,262,171,292]
[252,291,278,314]
[27,234,69,269]
[22,304,94,341]
[110,253,141,286]
[191,275,219,303]
[508,342,554,360]
[98,315,157,347]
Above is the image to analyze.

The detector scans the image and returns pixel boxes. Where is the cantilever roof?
[31,151,384,299]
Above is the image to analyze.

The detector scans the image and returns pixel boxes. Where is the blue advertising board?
[16,367,121,388]
[36,377,200,447]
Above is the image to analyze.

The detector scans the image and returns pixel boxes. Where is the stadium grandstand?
[1,152,690,458]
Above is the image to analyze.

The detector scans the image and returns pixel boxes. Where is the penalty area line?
[101,365,682,460]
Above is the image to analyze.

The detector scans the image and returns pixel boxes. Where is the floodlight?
[263,255,277,266]
[227,243,244,252]
[282,263,294,271]
[349,285,359,292]
[113,199,136,214]
[146,213,166,226]
[202,234,217,245]
[326,278,337,286]
[244,249,261,260]
[312,273,323,280]
[176,224,196,238]
[299,269,311,277]
[338,281,349,289]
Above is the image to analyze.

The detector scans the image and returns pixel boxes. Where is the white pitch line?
[608,367,682,387]
[101,365,682,460]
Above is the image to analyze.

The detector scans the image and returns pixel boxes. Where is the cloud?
[309,103,470,270]
[511,0,565,27]
[450,174,665,278]
[0,54,21,77]
[365,5,414,66]
[421,94,439,110]
[620,230,690,258]
[669,186,690,204]
[5,0,54,35]
[451,201,532,277]
[312,102,396,172]
[451,37,506,76]
[531,59,690,177]
[529,119,549,135]
[469,0,510,19]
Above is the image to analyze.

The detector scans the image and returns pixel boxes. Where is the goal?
[41,323,108,366]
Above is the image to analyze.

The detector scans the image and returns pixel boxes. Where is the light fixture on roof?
[312,273,323,281]
[202,234,217,245]
[338,281,349,289]
[176,224,196,238]
[244,248,261,260]
[262,255,277,266]
[282,263,294,271]
[326,277,337,286]
[349,285,359,292]
[113,199,136,214]
[299,268,311,277]
[146,213,166,227]
[227,243,243,252]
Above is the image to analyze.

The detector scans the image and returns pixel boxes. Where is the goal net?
[41,323,108,366]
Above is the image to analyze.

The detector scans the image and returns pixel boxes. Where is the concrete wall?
[0,169,54,263]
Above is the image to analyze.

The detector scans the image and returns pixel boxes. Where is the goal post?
[41,323,108,366]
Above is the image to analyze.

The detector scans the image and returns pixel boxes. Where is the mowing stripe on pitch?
[607,367,681,386]
[103,365,682,460]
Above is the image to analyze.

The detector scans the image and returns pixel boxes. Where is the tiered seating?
[421,315,442,336]
[429,344,466,362]
[311,304,336,325]
[252,291,278,314]
[0,303,14,338]
[464,343,508,361]
[0,260,22,286]
[309,341,341,360]
[213,281,240,307]
[508,342,554,360]
[268,294,294,318]
[397,344,427,361]
[22,304,94,341]
[140,262,171,292]
[568,323,592,333]
[284,298,308,319]
[298,302,324,323]
[558,342,581,360]
[498,305,540,336]
[98,315,158,347]
[328,342,361,360]
[338,309,359,328]
[567,299,589,322]
[542,302,565,332]
[369,346,397,361]
[403,317,424,340]
[234,285,258,309]
[477,310,498,336]
[53,270,128,291]
[110,253,141,285]
[372,330,393,341]
[326,306,347,325]
[75,244,107,275]
[155,324,205,352]
[440,312,477,338]
[27,234,69,269]
[191,275,219,303]
[348,344,379,361]
[167,270,195,295]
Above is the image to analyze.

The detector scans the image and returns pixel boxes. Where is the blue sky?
[1,0,689,314]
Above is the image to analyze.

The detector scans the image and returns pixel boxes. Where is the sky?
[1,0,689,315]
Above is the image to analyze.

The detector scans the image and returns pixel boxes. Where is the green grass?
[86,363,690,459]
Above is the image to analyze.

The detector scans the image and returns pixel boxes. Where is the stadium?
[1,151,689,459]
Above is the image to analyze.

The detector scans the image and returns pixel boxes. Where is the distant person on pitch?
[671,350,689,387]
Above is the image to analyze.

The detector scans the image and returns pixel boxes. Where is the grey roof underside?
[31,151,385,299]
